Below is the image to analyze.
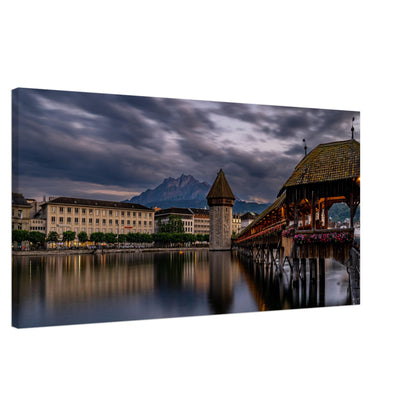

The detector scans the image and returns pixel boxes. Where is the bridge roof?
[238,192,286,237]
[206,169,235,200]
[278,139,360,195]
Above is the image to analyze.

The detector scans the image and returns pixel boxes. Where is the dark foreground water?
[12,250,352,328]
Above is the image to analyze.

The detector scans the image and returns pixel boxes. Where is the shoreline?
[12,246,210,257]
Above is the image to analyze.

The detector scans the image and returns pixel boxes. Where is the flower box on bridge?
[283,228,354,264]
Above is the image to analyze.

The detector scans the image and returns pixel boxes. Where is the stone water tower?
[206,169,235,251]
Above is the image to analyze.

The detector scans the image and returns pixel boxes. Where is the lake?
[12,250,352,328]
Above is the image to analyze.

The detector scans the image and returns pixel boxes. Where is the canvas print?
[12,88,360,328]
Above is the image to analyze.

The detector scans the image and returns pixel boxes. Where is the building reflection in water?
[12,250,350,328]
[208,251,234,314]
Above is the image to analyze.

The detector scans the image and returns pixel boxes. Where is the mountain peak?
[125,174,270,214]
[127,175,211,205]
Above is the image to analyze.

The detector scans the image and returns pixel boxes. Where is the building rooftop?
[279,139,360,195]
[189,208,209,215]
[155,207,194,216]
[241,212,258,220]
[12,193,31,206]
[43,196,153,211]
[206,169,235,200]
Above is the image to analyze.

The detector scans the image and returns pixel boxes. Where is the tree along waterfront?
[12,229,209,251]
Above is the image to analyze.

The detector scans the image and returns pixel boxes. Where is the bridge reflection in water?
[12,250,350,328]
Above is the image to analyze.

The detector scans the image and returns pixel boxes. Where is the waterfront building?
[190,208,210,235]
[240,212,258,230]
[30,218,46,233]
[154,207,194,233]
[206,169,235,251]
[40,197,154,238]
[232,214,241,236]
[12,193,32,231]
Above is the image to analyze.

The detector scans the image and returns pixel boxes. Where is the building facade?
[240,212,258,230]
[40,197,154,238]
[12,193,32,231]
[206,169,235,251]
[232,214,241,236]
[154,207,194,233]
[190,208,210,235]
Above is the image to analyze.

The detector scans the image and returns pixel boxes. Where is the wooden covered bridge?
[235,139,360,304]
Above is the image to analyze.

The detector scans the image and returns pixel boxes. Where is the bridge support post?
[293,258,300,286]
[300,258,307,280]
[309,258,317,281]
[318,257,325,307]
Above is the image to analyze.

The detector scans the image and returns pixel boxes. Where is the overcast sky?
[12,88,359,204]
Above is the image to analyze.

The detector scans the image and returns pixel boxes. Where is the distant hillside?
[124,174,269,214]
[329,203,360,223]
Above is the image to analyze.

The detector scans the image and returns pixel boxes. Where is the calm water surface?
[12,250,351,328]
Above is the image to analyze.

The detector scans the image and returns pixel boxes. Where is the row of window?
[51,206,152,218]
[50,217,152,226]
[50,227,151,235]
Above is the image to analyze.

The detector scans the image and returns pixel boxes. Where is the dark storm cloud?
[13,88,359,203]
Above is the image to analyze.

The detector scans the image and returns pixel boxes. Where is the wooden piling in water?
[318,257,325,307]
[309,258,317,281]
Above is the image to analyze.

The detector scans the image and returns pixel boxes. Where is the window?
[67,217,71,223]
[89,218,92,224]
[109,219,113,225]
[115,219,119,225]
[121,211,125,216]
[127,211,130,217]
[102,219,106,225]
[102,210,106,216]
[109,210,112,216]
[133,220,136,225]
[138,220,141,225]
[139,212,142,218]
[89,209,93,215]
[144,221,147,226]
[82,218,86,224]
[75,208,79,214]
[95,210,99,215]
[144,213,147,218]
[96,218,99,224]
[149,221,152,227]
[59,207,64,213]
[59,217,64,223]
[51,216,56,223]
[121,220,125,225]
[82,208,86,214]
[133,212,136,217]
[67,207,72,213]
[75,218,79,224]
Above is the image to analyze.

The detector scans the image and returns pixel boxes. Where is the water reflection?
[208,251,233,314]
[12,250,351,328]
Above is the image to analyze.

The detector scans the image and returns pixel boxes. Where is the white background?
[1,1,415,415]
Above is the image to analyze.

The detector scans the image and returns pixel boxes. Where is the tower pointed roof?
[206,169,235,201]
